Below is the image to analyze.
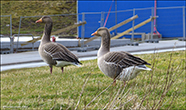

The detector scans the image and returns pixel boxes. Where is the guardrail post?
[115,0,117,34]
[100,11,105,47]
[179,6,186,41]
[100,11,104,27]
[32,35,34,51]
[130,8,138,46]
[131,8,135,43]
[78,13,87,52]
[10,15,12,38]
[16,16,22,53]
[10,37,14,53]
[183,6,185,40]
[151,7,154,40]
[10,15,14,53]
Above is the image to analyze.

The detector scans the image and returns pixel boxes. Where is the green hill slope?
[1,1,77,36]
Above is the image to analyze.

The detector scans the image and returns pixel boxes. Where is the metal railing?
[1,15,13,53]
[13,34,35,52]
[0,6,185,54]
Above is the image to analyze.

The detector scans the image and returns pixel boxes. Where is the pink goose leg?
[113,79,116,86]
[50,67,53,74]
[61,67,64,73]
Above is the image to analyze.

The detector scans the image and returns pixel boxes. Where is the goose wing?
[43,42,81,64]
[104,51,150,68]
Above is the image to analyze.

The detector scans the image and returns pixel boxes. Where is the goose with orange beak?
[91,27,151,85]
[36,16,82,74]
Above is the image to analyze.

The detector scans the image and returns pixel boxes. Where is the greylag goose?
[91,27,151,85]
[36,16,82,74]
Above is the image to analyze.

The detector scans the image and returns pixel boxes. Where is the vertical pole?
[16,16,22,53]
[32,35,34,51]
[183,6,185,39]
[115,0,117,34]
[81,13,85,51]
[10,15,14,53]
[100,12,104,47]
[154,0,157,32]
[10,37,14,53]
[101,12,104,27]
[132,8,135,42]
[10,15,12,38]
[151,7,154,40]
[77,1,79,38]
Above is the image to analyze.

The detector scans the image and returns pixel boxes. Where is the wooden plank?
[21,37,41,46]
[83,36,99,45]
[21,21,86,46]
[108,15,138,31]
[111,17,156,39]
[84,15,138,45]
[51,21,86,35]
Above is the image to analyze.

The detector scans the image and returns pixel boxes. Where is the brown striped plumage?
[104,51,150,68]
[43,42,80,63]
[36,16,82,74]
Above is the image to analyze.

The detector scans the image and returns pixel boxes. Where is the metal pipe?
[101,12,104,27]
[132,8,135,42]
[115,0,117,34]
[9,15,14,53]
[77,1,79,38]
[100,12,105,47]
[183,6,185,39]
[32,35,34,51]
[151,7,154,40]
[154,0,157,31]
[17,16,22,53]
[10,37,14,53]
[81,13,85,50]
[10,15,12,38]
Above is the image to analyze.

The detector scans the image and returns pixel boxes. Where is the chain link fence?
[0,15,13,54]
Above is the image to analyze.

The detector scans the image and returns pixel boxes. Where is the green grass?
[1,50,185,109]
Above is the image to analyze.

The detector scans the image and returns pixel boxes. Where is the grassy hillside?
[1,51,185,109]
[1,1,77,36]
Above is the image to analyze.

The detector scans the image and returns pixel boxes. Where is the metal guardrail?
[1,6,185,54]
[13,34,35,52]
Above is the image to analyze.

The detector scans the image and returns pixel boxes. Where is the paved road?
[1,40,185,71]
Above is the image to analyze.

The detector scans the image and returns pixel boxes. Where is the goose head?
[91,27,110,37]
[92,27,111,57]
[36,16,52,24]
[36,16,53,43]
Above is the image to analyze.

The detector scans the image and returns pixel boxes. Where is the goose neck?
[98,32,110,57]
[41,22,52,43]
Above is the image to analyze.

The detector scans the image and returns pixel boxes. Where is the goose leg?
[61,67,64,73]
[50,66,53,74]
[113,79,116,86]
[123,81,126,86]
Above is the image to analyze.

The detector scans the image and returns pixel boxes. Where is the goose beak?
[36,18,42,23]
[91,31,98,36]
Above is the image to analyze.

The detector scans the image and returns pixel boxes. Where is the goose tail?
[137,65,152,71]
